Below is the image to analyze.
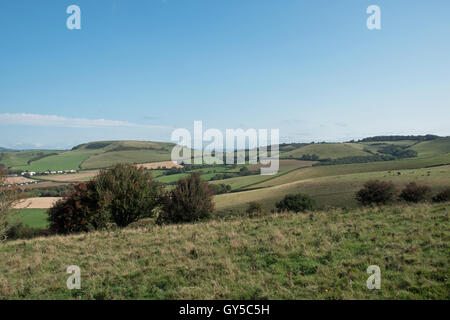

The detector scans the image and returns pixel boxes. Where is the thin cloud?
[0,113,170,129]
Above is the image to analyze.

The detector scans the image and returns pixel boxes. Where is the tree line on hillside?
[356,135,439,143]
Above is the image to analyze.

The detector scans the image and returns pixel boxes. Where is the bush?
[246,202,265,216]
[276,193,315,213]
[126,217,155,229]
[0,169,22,242]
[48,164,163,234]
[356,180,396,206]
[6,223,50,240]
[95,164,163,227]
[48,181,110,234]
[432,187,450,203]
[212,183,232,195]
[399,182,431,203]
[157,172,215,224]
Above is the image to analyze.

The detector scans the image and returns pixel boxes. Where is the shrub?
[276,193,315,213]
[95,164,163,227]
[212,183,232,195]
[0,169,22,242]
[48,181,110,234]
[399,182,431,203]
[246,201,265,216]
[6,223,50,240]
[48,164,163,234]
[432,187,450,203]
[356,180,396,206]
[158,172,215,224]
[126,217,155,229]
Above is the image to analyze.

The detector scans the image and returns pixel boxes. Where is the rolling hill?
[3,135,450,216]
[410,137,450,157]
[0,140,176,172]
[281,142,371,160]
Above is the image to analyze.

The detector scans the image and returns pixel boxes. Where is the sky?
[0,0,449,149]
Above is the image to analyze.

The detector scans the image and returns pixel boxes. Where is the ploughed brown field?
[37,171,99,182]
[135,161,183,170]
[14,197,61,209]
[2,176,36,184]
[20,181,69,190]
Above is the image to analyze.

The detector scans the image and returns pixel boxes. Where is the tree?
[276,193,315,213]
[356,180,396,206]
[399,182,431,203]
[0,170,22,242]
[94,164,163,227]
[48,181,109,234]
[48,164,163,234]
[158,172,215,224]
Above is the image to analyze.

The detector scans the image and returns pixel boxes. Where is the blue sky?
[0,0,449,149]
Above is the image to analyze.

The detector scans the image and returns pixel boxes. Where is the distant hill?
[0,140,176,172]
[1,136,449,173]
[279,135,449,162]
[281,142,370,160]
[410,137,450,157]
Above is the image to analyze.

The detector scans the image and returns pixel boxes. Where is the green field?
[22,151,95,172]
[0,203,448,299]
[281,143,371,159]
[81,150,172,169]
[9,209,48,229]
[0,150,63,170]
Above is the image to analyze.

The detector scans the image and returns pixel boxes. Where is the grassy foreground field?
[0,203,448,299]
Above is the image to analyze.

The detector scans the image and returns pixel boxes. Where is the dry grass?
[0,202,448,299]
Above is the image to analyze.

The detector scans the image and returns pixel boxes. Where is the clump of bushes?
[432,187,450,203]
[356,180,396,206]
[157,172,215,224]
[6,223,50,240]
[212,183,232,195]
[246,201,265,216]
[276,193,315,213]
[300,154,319,161]
[399,182,431,203]
[48,164,163,234]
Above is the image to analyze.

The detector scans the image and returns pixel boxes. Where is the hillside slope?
[411,137,450,157]
[0,203,448,299]
[1,140,175,172]
[281,143,370,160]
